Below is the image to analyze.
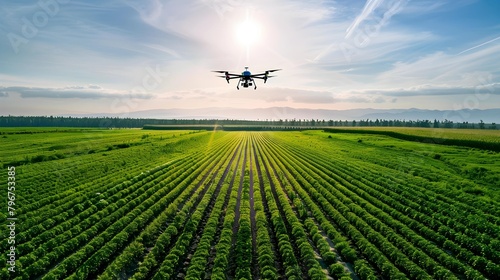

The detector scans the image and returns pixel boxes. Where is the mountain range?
[66,107,500,123]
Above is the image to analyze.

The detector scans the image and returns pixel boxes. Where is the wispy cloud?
[1,0,500,113]
[1,85,154,99]
[457,36,500,55]
[230,87,396,104]
[377,42,500,87]
[254,87,335,103]
[398,1,448,14]
[347,83,500,97]
[345,0,385,39]
[312,0,409,64]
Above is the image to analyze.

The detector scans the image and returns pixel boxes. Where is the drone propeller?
[217,75,231,83]
[265,69,282,74]
[212,70,229,74]
[264,76,275,83]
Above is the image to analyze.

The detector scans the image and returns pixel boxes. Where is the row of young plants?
[233,140,254,279]
[258,133,419,279]
[249,139,280,279]
[9,155,189,254]
[258,140,340,279]
[168,136,246,279]
[339,153,500,244]
[268,132,498,279]
[266,151,362,280]
[335,160,500,261]
[1,132,233,279]
[287,154,465,278]
[22,137,235,280]
[308,151,500,277]
[183,137,248,279]
[13,160,187,278]
[253,139,304,279]
[148,137,245,279]
[183,175,234,279]
[6,133,209,247]
[278,134,498,243]
[330,134,500,220]
[254,134,380,280]
[5,131,497,279]
[97,165,216,280]
[209,139,246,279]
[5,154,151,238]
[124,135,242,280]
[276,134,500,277]
[255,137,328,280]
[269,135,462,278]
[9,131,212,224]
[68,137,242,280]
[10,138,149,210]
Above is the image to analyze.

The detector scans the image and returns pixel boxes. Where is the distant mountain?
[65,107,500,123]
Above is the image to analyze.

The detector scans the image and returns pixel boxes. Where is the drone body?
[213,67,281,90]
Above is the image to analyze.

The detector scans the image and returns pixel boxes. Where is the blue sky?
[1,0,499,116]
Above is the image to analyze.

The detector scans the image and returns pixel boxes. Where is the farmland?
[1,128,500,279]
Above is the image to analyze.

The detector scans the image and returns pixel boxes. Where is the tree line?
[0,116,497,129]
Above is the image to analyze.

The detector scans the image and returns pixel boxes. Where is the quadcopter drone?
[213,67,281,90]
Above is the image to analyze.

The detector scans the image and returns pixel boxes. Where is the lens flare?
[236,19,261,46]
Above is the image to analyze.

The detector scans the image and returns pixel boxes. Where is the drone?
[213,67,281,90]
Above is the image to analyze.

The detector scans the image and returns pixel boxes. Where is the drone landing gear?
[235,79,257,90]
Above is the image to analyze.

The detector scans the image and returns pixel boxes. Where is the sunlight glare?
[236,19,261,46]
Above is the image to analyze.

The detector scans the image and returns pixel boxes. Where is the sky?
[1,0,500,116]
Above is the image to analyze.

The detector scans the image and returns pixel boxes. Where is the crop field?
[1,128,500,279]
[323,127,500,145]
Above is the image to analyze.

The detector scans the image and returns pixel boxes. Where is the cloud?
[346,0,385,39]
[346,83,500,97]
[242,87,396,104]
[249,87,334,103]
[334,94,392,103]
[311,0,416,64]
[1,85,154,99]
[398,1,448,14]
[346,0,408,40]
[377,42,500,87]
[88,84,102,89]
[457,36,500,55]
[1,0,499,113]
[161,89,217,100]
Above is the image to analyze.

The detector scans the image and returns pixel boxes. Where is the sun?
[235,19,261,46]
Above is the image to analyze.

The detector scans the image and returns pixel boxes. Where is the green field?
[323,127,500,144]
[1,128,499,279]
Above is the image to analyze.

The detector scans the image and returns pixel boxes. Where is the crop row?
[124,135,242,279]
[273,133,500,277]
[2,133,237,279]
[263,132,498,279]
[3,131,498,279]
